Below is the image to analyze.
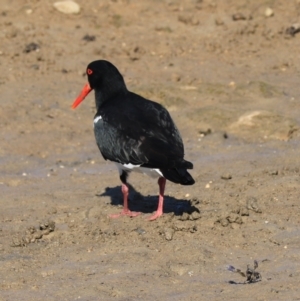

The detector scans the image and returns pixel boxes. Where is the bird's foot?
[109,209,141,218]
[148,210,163,221]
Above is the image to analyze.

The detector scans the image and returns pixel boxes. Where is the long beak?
[72,83,93,109]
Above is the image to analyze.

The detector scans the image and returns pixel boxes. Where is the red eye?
[87,68,93,75]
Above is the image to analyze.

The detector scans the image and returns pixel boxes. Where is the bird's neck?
[94,80,128,110]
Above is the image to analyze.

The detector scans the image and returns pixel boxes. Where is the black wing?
[94,92,192,169]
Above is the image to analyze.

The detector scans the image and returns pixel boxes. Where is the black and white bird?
[72,60,195,220]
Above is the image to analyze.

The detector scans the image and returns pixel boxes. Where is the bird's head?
[72,60,126,109]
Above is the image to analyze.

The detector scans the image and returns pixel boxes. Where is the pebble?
[199,128,212,136]
[178,14,199,26]
[232,13,247,21]
[221,173,232,180]
[164,228,175,241]
[135,227,146,235]
[83,34,96,42]
[246,196,262,213]
[53,1,80,14]
[265,7,274,17]
[269,170,278,176]
[23,42,40,53]
[219,218,229,227]
[286,23,300,36]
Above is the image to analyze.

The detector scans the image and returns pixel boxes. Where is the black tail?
[160,168,195,185]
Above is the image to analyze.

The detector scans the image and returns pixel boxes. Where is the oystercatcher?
[72,60,195,220]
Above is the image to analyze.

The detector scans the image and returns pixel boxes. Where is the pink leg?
[148,177,166,221]
[109,183,141,218]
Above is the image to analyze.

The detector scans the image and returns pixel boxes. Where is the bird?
[72,60,195,220]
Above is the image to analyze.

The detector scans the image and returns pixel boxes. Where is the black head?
[72,60,128,109]
[86,60,126,91]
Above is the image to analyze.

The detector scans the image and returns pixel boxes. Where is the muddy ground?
[1,0,300,300]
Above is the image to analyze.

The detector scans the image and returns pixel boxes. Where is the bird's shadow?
[97,184,197,216]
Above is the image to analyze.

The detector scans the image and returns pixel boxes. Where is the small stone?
[23,42,39,53]
[83,34,96,42]
[164,228,175,241]
[189,225,197,233]
[53,1,80,15]
[265,7,274,17]
[199,128,212,136]
[232,13,247,21]
[178,14,199,26]
[246,197,262,213]
[40,220,55,232]
[219,218,229,227]
[221,173,232,180]
[135,227,146,235]
[285,24,300,36]
[269,170,278,176]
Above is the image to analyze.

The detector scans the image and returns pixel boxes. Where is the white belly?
[114,162,163,178]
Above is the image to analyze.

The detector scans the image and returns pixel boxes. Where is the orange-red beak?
[72,83,93,109]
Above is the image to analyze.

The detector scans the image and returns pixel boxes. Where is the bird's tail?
[160,167,195,185]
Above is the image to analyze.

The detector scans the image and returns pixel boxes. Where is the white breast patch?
[94,116,102,124]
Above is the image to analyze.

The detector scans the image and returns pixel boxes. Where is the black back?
[94,91,192,169]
